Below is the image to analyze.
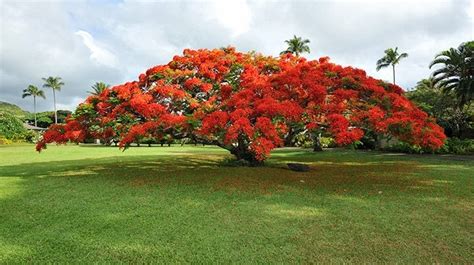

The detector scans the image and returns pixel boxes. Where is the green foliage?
[223,64,244,89]
[42,76,65,124]
[356,131,377,150]
[35,116,54,128]
[438,138,474,155]
[0,101,28,119]
[383,142,425,154]
[324,71,338,78]
[22,85,46,100]
[140,137,159,146]
[430,41,473,108]
[375,47,408,84]
[19,130,38,143]
[376,47,408,71]
[88,82,109,95]
[407,78,473,138]
[294,132,336,149]
[26,110,71,127]
[0,111,27,140]
[0,135,12,145]
[25,112,53,128]
[280,35,311,56]
[384,138,474,155]
[56,110,72,123]
[320,137,336,148]
[293,132,313,148]
[42,76,65,91]
[341,77,360,89]
[74,103,96,118]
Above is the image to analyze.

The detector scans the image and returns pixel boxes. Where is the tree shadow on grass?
[0,150,472,263]
[0,150,462,196]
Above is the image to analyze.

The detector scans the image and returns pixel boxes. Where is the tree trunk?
[313,133,323,152]
[53,89,57,124]
[375,134,383,150]
[230,148,263,166]
[284,127,295,147]
[227,138,264,166]
[392,65,396,85]
[33,96,37,127]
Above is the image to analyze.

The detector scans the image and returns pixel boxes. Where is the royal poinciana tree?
[36,48,446,164]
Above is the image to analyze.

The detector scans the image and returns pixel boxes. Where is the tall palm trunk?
[53,89,57,124]
[33,95,37,127]
[392,64,396,85]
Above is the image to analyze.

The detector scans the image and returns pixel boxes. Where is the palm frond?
[282,35,311,56]
[429,57,450,68]
[398,52,408,59]
[376,58,390,71]
[431,67,450,77]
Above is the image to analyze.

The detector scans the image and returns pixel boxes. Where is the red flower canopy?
[37,48,446,163]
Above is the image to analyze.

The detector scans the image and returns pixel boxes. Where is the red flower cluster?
[37,48,446,163]
[327,114,364,145]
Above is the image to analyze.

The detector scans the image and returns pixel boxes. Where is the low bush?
[383,142,424,154]
[0,135,12,145]
[294,133,337,149]
[0,111,28,140]
[438,138,474,155]
[320,137,337,148]
[384,138,474,155]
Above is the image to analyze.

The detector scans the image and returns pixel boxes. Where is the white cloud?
[0,0,471,112]
[75,30,118,68]
[211,0,252,37]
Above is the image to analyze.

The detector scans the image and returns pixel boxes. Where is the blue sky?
[1,0,472,112]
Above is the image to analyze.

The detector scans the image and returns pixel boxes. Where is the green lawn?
[0,144,472,263]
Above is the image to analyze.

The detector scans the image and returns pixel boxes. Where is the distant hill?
[0,101,29,119]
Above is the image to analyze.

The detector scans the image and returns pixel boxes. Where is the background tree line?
[1,37,472,154]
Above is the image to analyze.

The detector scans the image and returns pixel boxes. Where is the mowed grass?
[0,144,472,263]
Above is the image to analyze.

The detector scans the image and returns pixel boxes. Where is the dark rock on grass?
[287,163,310,172]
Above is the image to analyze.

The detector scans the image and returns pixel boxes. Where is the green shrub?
[19,130,38,143]
[0,111,41,143]
[0,135,12,145]
[438,138,474,155]
[294,133,337,149]
[384,138,474,155]
[383,142,424,154]
[356,131,377,149]
[294,133,313,148]
[320,137,337,148]
[0,111,28,140]
[141,137,159,146]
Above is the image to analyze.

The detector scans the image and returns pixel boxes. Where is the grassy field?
[0,144,472,263]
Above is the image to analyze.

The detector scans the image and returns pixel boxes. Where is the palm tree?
[22,85,46,127]
[429,41,473,109]
[42,76,64,124]
[88,82,109,95]
[280,35,311,56]
[376,47,408,85]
